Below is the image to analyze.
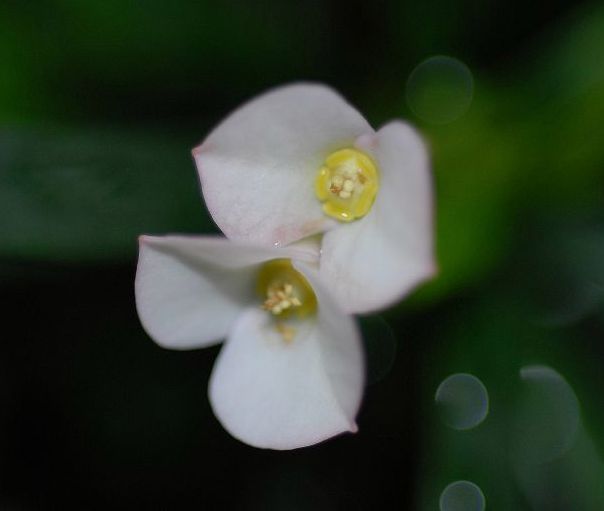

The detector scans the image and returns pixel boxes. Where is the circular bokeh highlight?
[435,373,489,430]
[439,480,485,511]
[406,55,474,124]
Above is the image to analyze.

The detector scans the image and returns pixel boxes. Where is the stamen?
[256,259,317,327]
[262,282,303,315]
[275,323,296,343]
[314,148,379,222]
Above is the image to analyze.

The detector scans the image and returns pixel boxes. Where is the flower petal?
[295,261,365,424]
[135,235,317,350]
[209,264,363,449]
[194,83,373,246]
[319,121,436,314]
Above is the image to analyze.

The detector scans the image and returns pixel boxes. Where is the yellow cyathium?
[257,259,317,319]
[315,148,379,222]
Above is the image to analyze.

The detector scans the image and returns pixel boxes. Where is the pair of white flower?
[135,84,435,449]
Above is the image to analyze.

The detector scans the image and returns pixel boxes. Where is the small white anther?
[344,167,356,178]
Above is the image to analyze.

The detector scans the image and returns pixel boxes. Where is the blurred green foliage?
[0,127,212,261]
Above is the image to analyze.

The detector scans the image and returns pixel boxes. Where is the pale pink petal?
[194,83,373,246]
[319,121,436,313]
[135,235,317,350]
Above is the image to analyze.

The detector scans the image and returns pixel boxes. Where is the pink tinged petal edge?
[319,121,437,314]
[135,235,319,350]
[209,262,364,450]
[193,82,374,247]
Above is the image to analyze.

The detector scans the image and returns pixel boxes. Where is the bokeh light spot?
[406,55,474,124]
[435,373,489,430]
[513,365,581,464]
[439,480,485,511]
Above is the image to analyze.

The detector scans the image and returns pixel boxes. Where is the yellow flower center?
[314,148,379,222]
[256,259,317,343]
[256,259,317,319]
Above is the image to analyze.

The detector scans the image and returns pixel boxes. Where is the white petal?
[319,121,436,314]
[209,265,363,450]
[194,83,373,246]
[135,235,317,350]
[295,262,365,423]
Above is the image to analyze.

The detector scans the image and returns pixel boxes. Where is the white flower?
[193,83,436,314]
[135,235,364,450]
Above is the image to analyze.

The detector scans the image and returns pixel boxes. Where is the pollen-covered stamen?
[315,147,379,222]
[329,165,365,200]
[256,259,317,326]
[262,282,302,315]
[256,259,317,342]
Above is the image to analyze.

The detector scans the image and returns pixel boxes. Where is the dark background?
[1,0,604,509]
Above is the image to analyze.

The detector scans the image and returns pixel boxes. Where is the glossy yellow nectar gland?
[315,148,379,222]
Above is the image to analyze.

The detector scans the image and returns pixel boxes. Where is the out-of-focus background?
[1,1,604,509]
